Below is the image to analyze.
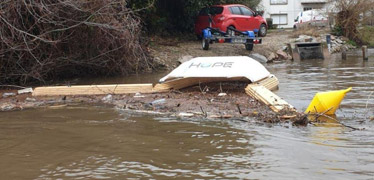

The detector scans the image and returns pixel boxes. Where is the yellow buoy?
[305,87,352,115]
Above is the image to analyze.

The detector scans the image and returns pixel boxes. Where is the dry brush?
[331,0,374,43]
[0,0,153,85]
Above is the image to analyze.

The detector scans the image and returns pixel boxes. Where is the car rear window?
[229,6,241,15]
[199,7,224,15]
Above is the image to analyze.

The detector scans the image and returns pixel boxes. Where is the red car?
[195,4,267,37]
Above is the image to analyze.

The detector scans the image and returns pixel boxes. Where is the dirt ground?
[150,29,296,69]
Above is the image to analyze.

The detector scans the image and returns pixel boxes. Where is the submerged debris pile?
[1,82,307,125]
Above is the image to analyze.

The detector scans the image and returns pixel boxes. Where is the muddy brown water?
[1,54,374,179]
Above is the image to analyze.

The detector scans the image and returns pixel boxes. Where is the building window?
[271,14,288,25]
[270,0,288,5]
[304,7,312,11]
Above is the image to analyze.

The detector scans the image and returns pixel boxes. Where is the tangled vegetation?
[128,0,261,34]
[332,0,374,44]
[0,0,153,85]
[358,26,374,47]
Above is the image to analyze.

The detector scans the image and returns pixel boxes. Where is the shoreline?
[0,82,307,125]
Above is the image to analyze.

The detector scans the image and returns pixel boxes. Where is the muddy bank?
[150,28,359,69]
[0,82,306,125]
[150,30,297,69]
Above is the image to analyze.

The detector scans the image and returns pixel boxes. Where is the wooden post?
[287,43,293,60]
[326,34,331,52]
[342,48,347,60]
[362,45,368,60]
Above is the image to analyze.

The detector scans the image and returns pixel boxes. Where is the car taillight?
[217,16,225,22]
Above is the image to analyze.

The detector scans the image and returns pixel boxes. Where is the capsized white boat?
[155,56,278,92]
[159,56,271,83]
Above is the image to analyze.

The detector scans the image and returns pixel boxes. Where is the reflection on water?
[0,107,264,179]
[1,55,374,179]
[268,54,374,122]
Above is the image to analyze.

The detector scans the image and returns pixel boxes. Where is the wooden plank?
[153,77,249,92]
[249,75,279,91]
[245,89,279,111]
[245,85,294,112]
[32,76,279,98]
[33,84,154,96]
[153,76,277,92]
[247,86,292,112]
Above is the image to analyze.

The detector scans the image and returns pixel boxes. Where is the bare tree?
[0,0,153,85]
[330,0,374,42]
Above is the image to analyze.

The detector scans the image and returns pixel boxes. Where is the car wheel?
[227,26,235,36]
[245,43,253,51]
[259,24,267,37]
[202,38,209,50]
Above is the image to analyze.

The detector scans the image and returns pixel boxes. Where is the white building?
[260,0,329,28]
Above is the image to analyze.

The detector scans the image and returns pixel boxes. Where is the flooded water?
[1,54,374,179]
[269,54,374,121]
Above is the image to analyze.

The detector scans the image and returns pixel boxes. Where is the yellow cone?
[305,87,352,115]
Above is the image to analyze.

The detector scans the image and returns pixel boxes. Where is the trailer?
[201,26,262,51]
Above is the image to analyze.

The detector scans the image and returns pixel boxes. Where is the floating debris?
[2,93,16,98]
[18,88,33,95]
